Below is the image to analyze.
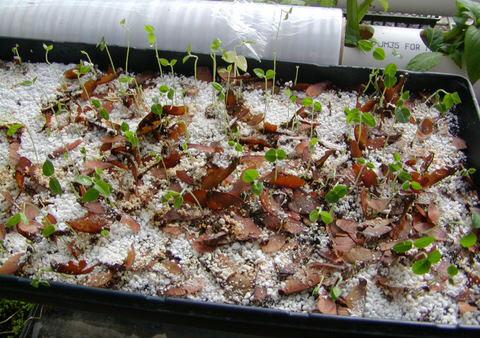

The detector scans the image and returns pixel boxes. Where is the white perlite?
[0,61,479,326]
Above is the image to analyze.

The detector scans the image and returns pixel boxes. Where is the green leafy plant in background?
[119,18,131,74]
[407,0,480,84]
[11,44,21,64]
[345,0,389,47]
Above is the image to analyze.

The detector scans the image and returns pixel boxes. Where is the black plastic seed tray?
[0,38,479,338]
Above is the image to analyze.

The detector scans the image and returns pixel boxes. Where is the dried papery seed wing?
[124,245,136,270]
[137,112,162,136]
[360,99,377,113]
[335,219,359,235]
[366,198,390,213]
[205,191,242,210]
[193,232,229,253]
[288,190,320,215]
[168,122,187,140]
[48,139,83,159]
[176,170,195,185]
[85,270,113,288]
[261,234,287,253]
[96,69,119,85]
[317,296,338,315]
[163,105,187,116]
[183,189,207,207]
[51,259,95,275]
[17,220,42,239]
[197,66,213,82]
[67,213,109,233]
[231,215,261,241]
[268,173,306,189]
[0,252,24,275]
[342,247,375,263]
[316,149,336,169]
[422,167,455,187]
[348,140,363,158]
[354,125,368,149]
[187,143,224,153]
[81,79,98,100]
[427,202,440,225]
[201,158,238,190]
[305,82,330,97]
[417,117,434,138]
[84,202,105,215]
[120,214,140,233]
[238,136,271,149]
[352,163,378,188]
[263,122,278,133]
[344,278,367,309]
[64,67,81,79]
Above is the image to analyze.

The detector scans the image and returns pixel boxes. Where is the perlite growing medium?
[0,59,479,326]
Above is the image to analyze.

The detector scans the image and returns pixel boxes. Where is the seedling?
[162,190,184,209]
[97,37,116,74]
[144,25,163,76]
[265,148,286,181]
[210,38,222,82]
[447,264,459,284]
[227,140,243,153]
[272,7,293,95]
[5,212,28,229]
[241,169,264,196]
[159,84,175,105]
[90,98,110,121]
[42,223,56,238]
[309,208,333,225]
[325,184,348,204]
[120,122,139,148]
[426,90,462,116]
[294,65,300,86]
[384,154,422,192]
[75,168,112,203]
[14,76,37,87]
[344,107,376,128]
[394,90,411,123]
[80,51,97,76]
[43,43,53,65]
[100,228,110,237]
[211,81,226,102]
[5,123,23,136]
[160,58,177,74]
[329,284,342,302]
[345,0,389,47]
[11,43,22,64]
[222,46,248,78]
[253,68,275,94]
[460,167,477,178]
[183,44,198,80]
[42,159,62,195]
[120,18,131,73]
[459,211,479,248]
[392,236,440,275]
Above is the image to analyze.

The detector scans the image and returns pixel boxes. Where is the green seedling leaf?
[302,97,313,107]
[447,264,458,277]
[325,184,348,204]
[90,98,101,109]
[265,69,275,80]
[99,108,110,120]
[460,232,477,248]
[309,210,319,223]
[6,213,27,229]
[100,228,110,237]
[42,159,55,177]
[361,112,376,127]
[49,177,62,195]
[42,224,56,238]
[210,38,222,51]
[414,236,434,249]
[6,123,23,136]
[82,187,100,202]
[320,211,334,224]
[412,258,431,275]
[251,181,264,195]
[94,179,111,197]
[253,68,265,78]
[392,240,413,254]
[75,175,93,186]
[211,82,223,92]
[395,106,411,123]
[151,103,163,115]
[330,285,342,301]
[242,169,259,183]
[427,249,442,264]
